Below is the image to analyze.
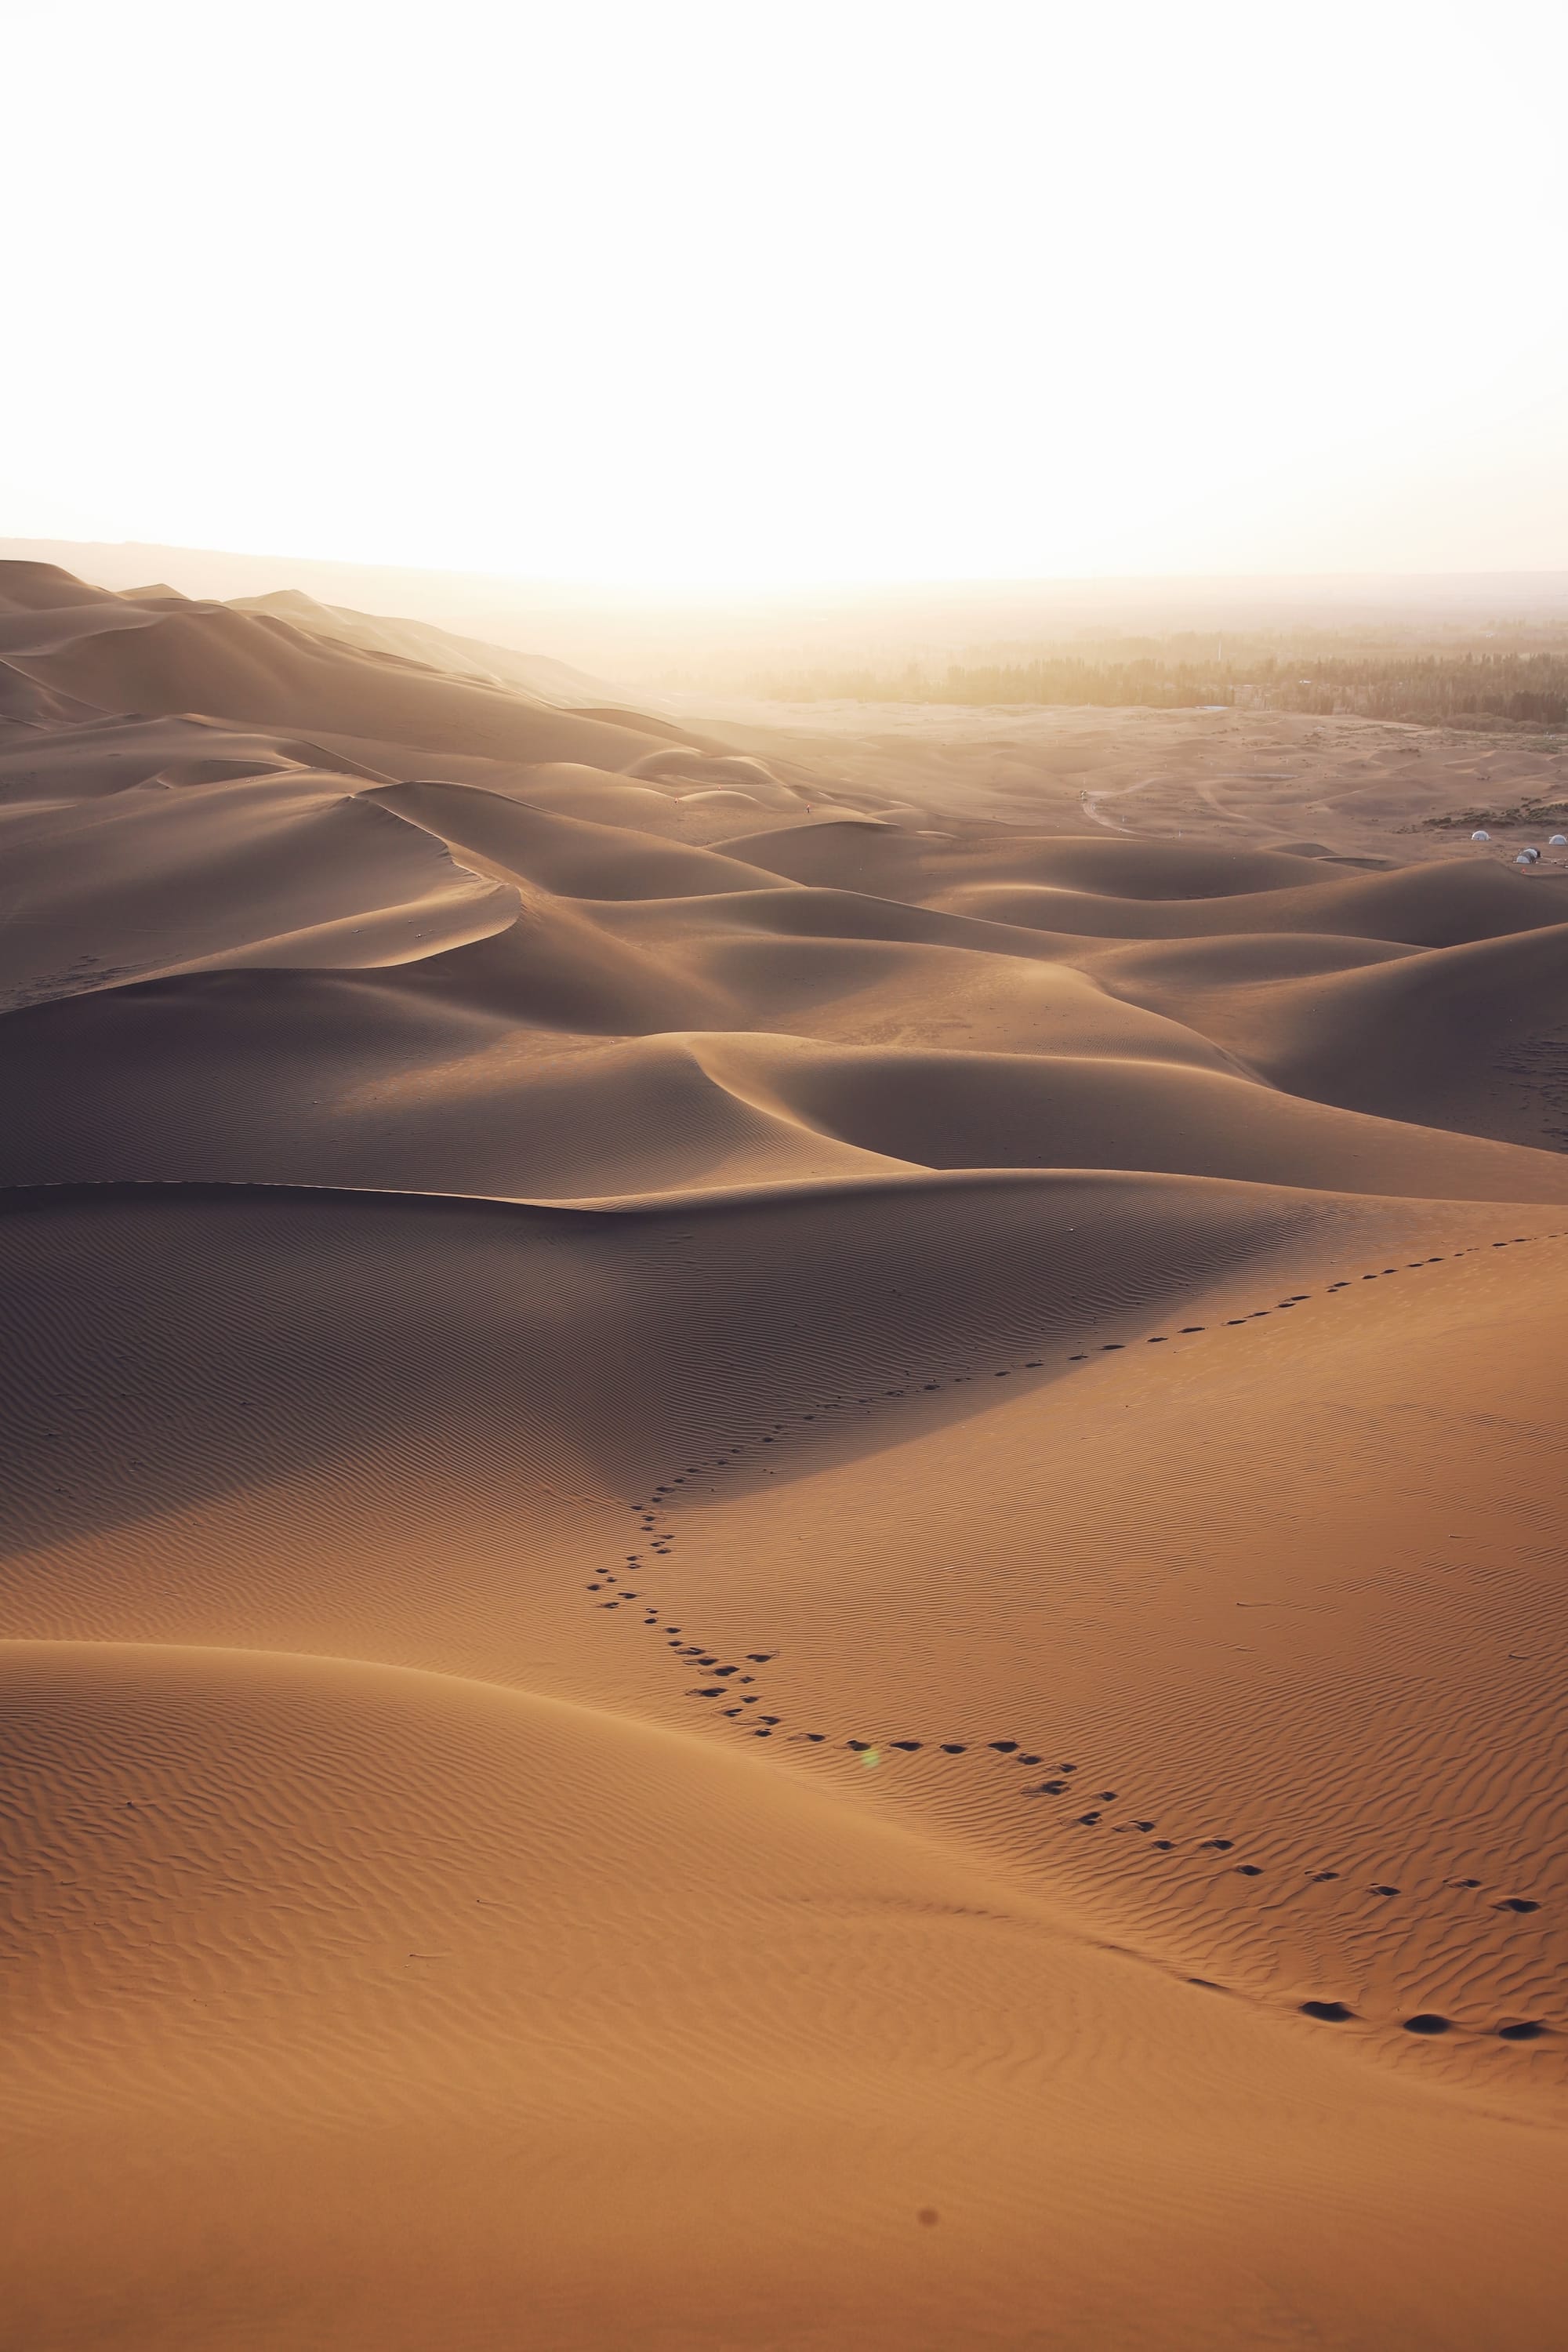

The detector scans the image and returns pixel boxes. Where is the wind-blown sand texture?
[3,560,1568,2351]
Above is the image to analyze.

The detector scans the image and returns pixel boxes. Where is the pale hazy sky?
[8,0,1566,586]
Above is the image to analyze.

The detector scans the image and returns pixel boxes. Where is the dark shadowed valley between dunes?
[5,558,1568,2352]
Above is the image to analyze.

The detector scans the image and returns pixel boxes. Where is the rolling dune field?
[4,561,1568,2350]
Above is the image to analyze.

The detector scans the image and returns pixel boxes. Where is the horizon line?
[5,535,1568,600]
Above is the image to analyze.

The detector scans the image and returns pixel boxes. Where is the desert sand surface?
[4,558,1568,2351]
[685,691,1568,862]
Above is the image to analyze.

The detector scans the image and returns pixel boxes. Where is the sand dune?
[929,856,1568,944]
[0,772,515,1011]
[1224,923,1568,1145]
[372,776,786,898]
[2,562,681,769]
[690,1032,1568,1200]
[4,561,1567,2350]
[229,584,626,707]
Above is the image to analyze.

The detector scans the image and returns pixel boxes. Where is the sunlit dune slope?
[371,776,786,898]
[228,583,628,708]
[10,1633,1568,2352]
[9,993,1565,1202]
[636,1214,1568,2055]
[2,561,677,768]
[688,1032,1568,1200]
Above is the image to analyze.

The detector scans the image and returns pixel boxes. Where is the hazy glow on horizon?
[7,0,1567,586]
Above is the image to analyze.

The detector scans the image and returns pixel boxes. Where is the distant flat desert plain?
[4,561,1568,2351]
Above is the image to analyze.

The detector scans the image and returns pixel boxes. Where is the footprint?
[1495,1897,1541,1915]
[891,1740,923,1751]
[1369,1885,1400,1898]
[1402,2013,1451,2036]
[1236,1864,1263,1876]
[1300,2000,1354,2023]
[1202,1838,1235,1853]
[1308,1871,1339,1882]
[1497,2021,1545,2042]
[941,1743,967,1755]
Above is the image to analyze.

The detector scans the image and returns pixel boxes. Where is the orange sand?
[3,560,1566,2350]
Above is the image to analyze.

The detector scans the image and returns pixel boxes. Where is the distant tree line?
[740,637,1568,730]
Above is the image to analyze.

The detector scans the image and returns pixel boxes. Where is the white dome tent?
[1552,835,1567,848]
[1471,829,1490,841]
[1516,848,1541,866]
